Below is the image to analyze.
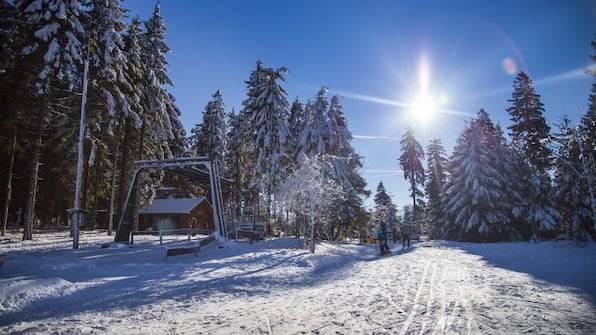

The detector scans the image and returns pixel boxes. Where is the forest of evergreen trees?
[0,1,594,243]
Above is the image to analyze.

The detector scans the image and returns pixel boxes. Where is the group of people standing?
[376,223,414,256]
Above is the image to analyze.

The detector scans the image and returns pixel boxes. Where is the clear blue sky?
[125,0,596,209]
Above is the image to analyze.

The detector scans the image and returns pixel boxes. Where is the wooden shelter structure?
[138,198,213,231]
[114,157,231,243]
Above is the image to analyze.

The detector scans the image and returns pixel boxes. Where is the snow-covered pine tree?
[425,138,448,239]
[297,87,329,159]
[83,0,131,229]
[237,60,292,233]
[287,97,306,168]
[553,39,596,241]
[134,4,182,229]
[138,3,175,161]
[442,109,512,242]
[18,0,86,93]
[280,98,306,236]
[226,109,250,197]
[15,0,86,240]
[552,115,593,241]
[291,88,331,238]
[399,127,425,226]
[507,72,553,173]
[191,90,228,174]
[111,16,145,229]
[324,94,369,240]
[86,0,129,126]
[251,64,291,233]
[506,72,559,240]
[236,61,266,200]
[121,15,144,127]
[163,92,188,157]
[508,150,560,240]
[326,95,351,156]
[373,181,398,239]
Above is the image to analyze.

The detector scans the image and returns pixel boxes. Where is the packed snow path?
[0,231,594,334]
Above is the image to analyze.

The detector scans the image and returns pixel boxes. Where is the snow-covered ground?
[1,230,594,334]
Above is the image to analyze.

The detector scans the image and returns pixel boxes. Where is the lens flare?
[502,57,517,75]
[438,93,449,105]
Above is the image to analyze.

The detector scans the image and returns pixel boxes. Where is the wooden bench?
[163,234,215,262]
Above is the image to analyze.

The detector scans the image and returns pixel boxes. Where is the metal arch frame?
[113,157,229,243]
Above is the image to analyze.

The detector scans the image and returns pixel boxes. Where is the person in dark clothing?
[377,223,391,255]
[401,224,412,248]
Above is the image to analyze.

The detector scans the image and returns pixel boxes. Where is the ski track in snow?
[0,231,595,334]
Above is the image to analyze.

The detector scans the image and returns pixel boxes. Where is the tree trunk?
[266,191,271,237]
[133,122,146,231]
[308,196,316,253]
[116,120,131,217]
[411,178,417,225]
[90,137,103,230]
[2,131,16,236]
[81,138,91,214]
[108,126,121,236]
[137,121,145,160]
[23,109,45,241]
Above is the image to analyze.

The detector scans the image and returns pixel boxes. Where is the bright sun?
[409,93,437,123]
[406,55,447,126]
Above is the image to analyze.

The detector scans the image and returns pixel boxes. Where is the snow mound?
[0,277,75,312]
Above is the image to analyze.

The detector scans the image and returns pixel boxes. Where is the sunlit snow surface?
[1,230,594,334]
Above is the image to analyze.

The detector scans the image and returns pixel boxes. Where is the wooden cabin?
[138,198,213,231]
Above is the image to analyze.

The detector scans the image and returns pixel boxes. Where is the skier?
[401,224,411,249]
[189,217,197,236]
[377,223,390,255]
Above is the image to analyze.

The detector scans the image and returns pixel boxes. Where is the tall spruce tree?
[506,72,558,240]
[226,109,250,198]
[239,61,291,233]
[112,16,145,230]
[425,138,448,239]
[83,0,131,228]
[552,115,593,241]
[138,3,175,160]
[15,0,85,240]
[287,97,305,168]
[251,65,291,198]
[324,95,369,240]
[442,109,512,242]
[399,127,425,225]
[550,37,596,241]
[237,61,266,199]
[507,71,552,172]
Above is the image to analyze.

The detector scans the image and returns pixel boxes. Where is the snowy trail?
[1,232,595,334]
